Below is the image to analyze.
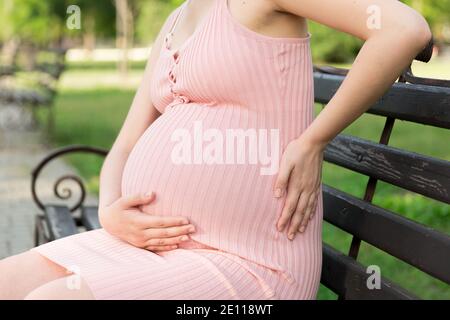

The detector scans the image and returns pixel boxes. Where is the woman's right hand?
[98,192,196,251]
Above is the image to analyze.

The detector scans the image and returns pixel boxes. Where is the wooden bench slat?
[81,206,101,231]
[323,184,450,284]
[43,205,78,240]
[324,134,450,204]
[34,215,49,245]
[321,243,418,300]
[314,72,450,129]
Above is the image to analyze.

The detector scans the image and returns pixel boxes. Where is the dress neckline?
[164,0,311,55]
[164,0,217,54]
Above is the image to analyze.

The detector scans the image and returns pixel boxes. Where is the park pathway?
[0,107,97,259]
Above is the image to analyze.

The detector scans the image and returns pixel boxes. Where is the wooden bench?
[30,50,449,300]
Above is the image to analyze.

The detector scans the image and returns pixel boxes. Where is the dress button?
[165,32,173,47]
[168,69,177,84]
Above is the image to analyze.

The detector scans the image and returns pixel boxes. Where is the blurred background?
[0,0,449,299]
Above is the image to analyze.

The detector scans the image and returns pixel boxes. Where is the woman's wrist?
[297,131,329,152]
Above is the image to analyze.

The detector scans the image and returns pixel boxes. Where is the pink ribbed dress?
[31,0,323,300]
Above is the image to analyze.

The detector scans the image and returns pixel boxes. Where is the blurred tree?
[135,0,183,45]
[0,0,117,66]
[0,0,60,44]
[0,0,447,66]
[0,0,60,66]
[66,0,116,50]
[114,0,134,78]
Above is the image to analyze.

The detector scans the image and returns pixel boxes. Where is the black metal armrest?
[31,144,109,212]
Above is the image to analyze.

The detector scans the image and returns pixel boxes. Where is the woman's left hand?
[274,136,325,240]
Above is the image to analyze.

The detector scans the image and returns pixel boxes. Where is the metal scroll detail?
[31,145,108,212]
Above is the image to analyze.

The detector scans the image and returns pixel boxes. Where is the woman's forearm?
[301,23,431,149]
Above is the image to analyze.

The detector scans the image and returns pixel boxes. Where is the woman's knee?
[24,277,95,300]
[0,250,67,278]
[0,250,68,299]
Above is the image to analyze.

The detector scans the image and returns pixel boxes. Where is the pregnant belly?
[121,104,289,249]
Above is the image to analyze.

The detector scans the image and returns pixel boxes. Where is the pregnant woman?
[0,0,430,300]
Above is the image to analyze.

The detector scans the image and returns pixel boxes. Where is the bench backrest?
[314,65,450,299]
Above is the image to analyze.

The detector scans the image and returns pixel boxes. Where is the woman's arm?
[273,0,431,149]
[272,0,432,239]
[98,12,173,210]
[98,44,163,209]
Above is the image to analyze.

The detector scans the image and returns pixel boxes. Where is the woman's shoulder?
[153,3,186,44]
[166,1,187,25]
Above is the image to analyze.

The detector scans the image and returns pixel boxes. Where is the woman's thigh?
[0,250,68,299]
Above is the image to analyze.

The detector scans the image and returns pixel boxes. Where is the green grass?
[36,59,450,300]
[66,60,147,71]
[37,88,134,193]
